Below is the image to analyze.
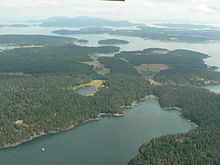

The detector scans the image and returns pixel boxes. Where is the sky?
[0,0,220,25]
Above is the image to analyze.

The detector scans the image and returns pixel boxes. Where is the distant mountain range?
[155,23,217,30]
[26,17,220,31]
[0,24,30,28]
[38,16,142,27]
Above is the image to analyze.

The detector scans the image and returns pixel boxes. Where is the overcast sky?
[0,0,219,25]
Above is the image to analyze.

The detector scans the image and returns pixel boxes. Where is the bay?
[0,99,192,165]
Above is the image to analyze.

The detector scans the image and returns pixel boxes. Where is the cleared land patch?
[135,64,169,74]
[151,49,169,54]
[72,80,105,91]
[82,56,110,75]
[148,79,161,86]
[14,120,28,128]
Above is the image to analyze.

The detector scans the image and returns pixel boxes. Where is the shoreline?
[162,107,198,128]
[99,113,124,117]
[0,94,150,149]
[162,107,182,111]
[0,94,196,149]
[146,95,198,129]
[0,111,127,149]
[0,117,101,149]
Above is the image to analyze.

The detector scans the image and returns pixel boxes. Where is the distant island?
[155,23,217,30]
[38,16,142,27]
[98,39,129,45]
[53,28,113,35]
[53,26,220,43]
[0,34,88,46]
[3,16,218,43]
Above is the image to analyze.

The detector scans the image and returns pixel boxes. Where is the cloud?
[0,0,219,24]
[188,4,214,13]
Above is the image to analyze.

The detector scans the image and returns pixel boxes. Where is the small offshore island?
[0,34,220,164]
[98,39,129,45]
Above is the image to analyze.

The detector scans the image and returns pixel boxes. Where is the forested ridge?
[0,35,220,165]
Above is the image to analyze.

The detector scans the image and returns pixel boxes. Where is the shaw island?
[0,35,220,165]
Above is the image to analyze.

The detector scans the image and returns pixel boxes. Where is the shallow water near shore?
[201,84,220,93]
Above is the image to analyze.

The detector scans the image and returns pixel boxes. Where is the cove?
[201,84,220,93]
[0,99,192,165]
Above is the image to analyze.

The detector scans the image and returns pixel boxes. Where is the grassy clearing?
[135,64,169,74]
[72,80,106,90]
[81,56,110,75]
[148,79,161,86]
[15,120,24,125]
[151,50,169,54]
[14,120,28,128]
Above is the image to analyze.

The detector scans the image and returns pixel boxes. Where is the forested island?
[53,26,220,43]
[38,16,141,27]
[0,35,219,164]
[98,39,129,45]
[155,23,216,30]
[0,34,88,46]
